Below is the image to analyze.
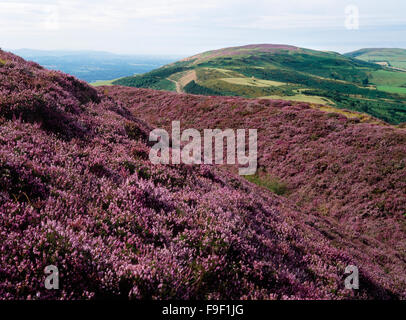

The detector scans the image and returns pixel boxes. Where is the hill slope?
[3,50,401,299]
[106,85,406,298]
[345,48,406,70]
[113,44,406,124]
[345,48,406,97]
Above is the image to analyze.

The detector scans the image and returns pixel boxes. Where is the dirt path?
[179,70,197,87]
[168,79,182,93]
[168,70,197,93]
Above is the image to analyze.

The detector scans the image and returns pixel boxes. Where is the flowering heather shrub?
[0,50,403,299]
[0,50,99,140]
[105,86,406,298]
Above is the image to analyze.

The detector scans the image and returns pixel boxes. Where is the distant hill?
[9,49,177,83]
[113,44,406,124]
[345,48,406,70]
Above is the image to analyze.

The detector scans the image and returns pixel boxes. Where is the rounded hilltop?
[182,43,300,62]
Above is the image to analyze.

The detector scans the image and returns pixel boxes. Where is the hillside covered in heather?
[0,49,405,300]
[105,86,406,297]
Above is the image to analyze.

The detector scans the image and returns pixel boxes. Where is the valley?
[10,49,177,83]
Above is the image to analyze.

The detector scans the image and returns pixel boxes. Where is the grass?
[377,85,406,95]
[211,67,241,75]
[220,77,286,87]
[370,70,406,87]
[245,174,288,196]
[260,94,334,105]
[312,105,386,124]
[195,68,243,82]
[168,71,189,82]
[90,79,117,87]
[154,79,177,91]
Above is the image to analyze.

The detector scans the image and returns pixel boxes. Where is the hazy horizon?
[1,0,405,56]
[5,42,406,59]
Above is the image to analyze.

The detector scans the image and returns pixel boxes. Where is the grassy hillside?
[345,48,406,70]
[113,44,406,125]
[90,78,117,86]
[346,48,406,99]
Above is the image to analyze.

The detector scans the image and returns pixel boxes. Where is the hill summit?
[182,44,300,63]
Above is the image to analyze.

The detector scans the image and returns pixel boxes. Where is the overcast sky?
[1,0,405,57]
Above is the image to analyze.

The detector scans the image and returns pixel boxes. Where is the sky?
[0,0,405,57]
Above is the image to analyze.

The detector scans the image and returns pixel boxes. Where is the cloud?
[0,1,60,31]
[0,0,405,54]
[1,0,405,31]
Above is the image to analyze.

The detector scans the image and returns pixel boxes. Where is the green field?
[260,94,334,105]
[221,77,286,87]
[377,85,406,95]
[90,79,117,87]
[370,69,406,87]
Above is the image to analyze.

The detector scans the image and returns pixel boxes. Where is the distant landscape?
[345,48,406,70]
[112,44,406,125]
[10,49,177,83]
